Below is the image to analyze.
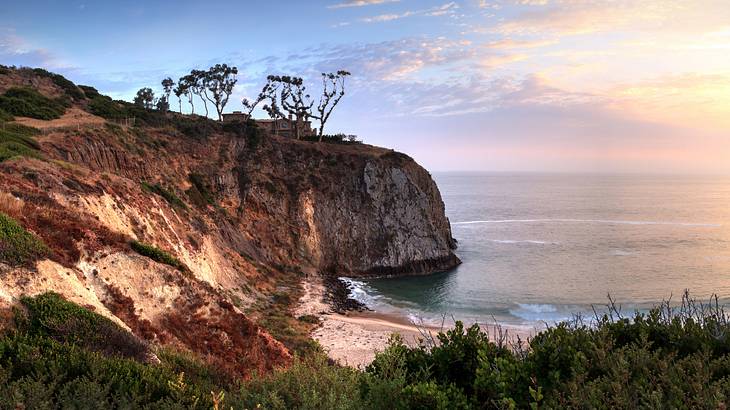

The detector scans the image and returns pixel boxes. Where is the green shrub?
[174,116,220,140]
[365,293,730,409]
[0,108,12,122]
[186,173,215,208]
[31,68,84,100]
[302,133,361,144]
[87,95,127,119]
[0,87,68,120]
[17,292,150,362]
[0,332,206,408]
[130,240,187,271]
[78,85,101,99]
[234,354,361,410]
[0,211,50,266]
[0,125,42,162]
[141,182,187,209]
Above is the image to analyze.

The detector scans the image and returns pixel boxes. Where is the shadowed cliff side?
[236,136,460,277]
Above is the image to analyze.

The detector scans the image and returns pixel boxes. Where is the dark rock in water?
[323,275,368,313]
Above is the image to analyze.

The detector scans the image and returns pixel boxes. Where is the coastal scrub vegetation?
[130,240,187,272]
[0,87,69,120]
[0,123,42,162]
[141,181,187,209]
[0,211,50,266]
[3,292,730,408]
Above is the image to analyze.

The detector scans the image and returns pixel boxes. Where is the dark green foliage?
[78,85,101,99]
[2,122,41,137]
[141,182,187,209]
[0,294,209,408]
[16,292,150,362]
[0,108,12,122]
[297,314,320,324]
[31,68,85,100]
[0,87,68,120]
[130,240,187,271]
[87,95,127,119]
[174,116,220,139]
[0,65,10,75]
[186,173,215,208]
[237,354,361,410]
[0,212,50,266]
[0,125,42,162]
[3,291,730,409]
[365,293,730,409]
[302,133,361,144]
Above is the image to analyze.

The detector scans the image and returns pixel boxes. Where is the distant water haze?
[344,173,730,330]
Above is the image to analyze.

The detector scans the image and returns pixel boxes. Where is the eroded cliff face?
[0,69,458,376]
[237,137,460,277]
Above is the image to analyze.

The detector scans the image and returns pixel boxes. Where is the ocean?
[343,173,730,331]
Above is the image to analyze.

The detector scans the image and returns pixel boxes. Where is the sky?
[1,0,730,173]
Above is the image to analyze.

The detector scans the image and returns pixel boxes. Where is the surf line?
[452,219,721,228]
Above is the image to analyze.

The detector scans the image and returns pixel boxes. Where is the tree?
[311,70,350,141]
[189,69,209,117]
[161,77,174,113]
[275,75,314,140]
[243,75,280,116]
[173,82,185,114]
[203,64,238,121]
[133,87,155,110]
[156,97,169,112]
[178,75,196,114]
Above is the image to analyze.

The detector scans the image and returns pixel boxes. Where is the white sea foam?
[339,277,381,308]
[516,303,558,313]
[509,303,577,323]
[452,218,721,227]
[489,239,557,245]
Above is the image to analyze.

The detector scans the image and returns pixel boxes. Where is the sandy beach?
[296,276,537,368]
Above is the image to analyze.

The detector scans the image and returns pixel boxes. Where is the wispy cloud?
[361,2,459,23]
[486,38,558,49]
[327,0,399,9]
[0,29,75,70]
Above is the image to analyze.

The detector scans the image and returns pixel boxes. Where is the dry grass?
[0,191,24,218]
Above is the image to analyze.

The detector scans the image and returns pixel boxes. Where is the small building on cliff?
[222,111,315,139]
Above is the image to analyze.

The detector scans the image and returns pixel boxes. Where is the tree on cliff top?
[178,74,196,114]
[311,70,350,141]
[243,76,280,116]
[203,64,238,121]
[161,77,174,113]
[271,75,314,140]
[189,69,209,117]
[133,87,155,110]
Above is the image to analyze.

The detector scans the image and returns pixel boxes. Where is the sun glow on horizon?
[1,0,729,172]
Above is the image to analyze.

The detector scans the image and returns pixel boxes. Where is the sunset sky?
[2,0,730,173]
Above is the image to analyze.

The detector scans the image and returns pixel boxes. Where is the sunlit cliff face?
[2,0,729,172]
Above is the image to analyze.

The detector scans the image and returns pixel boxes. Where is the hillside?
[0,66,459,376]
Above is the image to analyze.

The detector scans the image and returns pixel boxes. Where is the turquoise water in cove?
[343,173,730,330]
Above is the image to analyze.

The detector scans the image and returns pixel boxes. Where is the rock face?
[236,136,460,277]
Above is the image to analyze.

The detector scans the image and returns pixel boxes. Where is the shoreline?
[296,276,538,368]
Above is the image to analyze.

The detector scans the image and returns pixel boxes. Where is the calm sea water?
[344,173,730,330]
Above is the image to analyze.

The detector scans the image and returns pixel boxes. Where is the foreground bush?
[365,293,730,409]
[1,293,208,408]
[0,211,50,266]
[1,292,730,408]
